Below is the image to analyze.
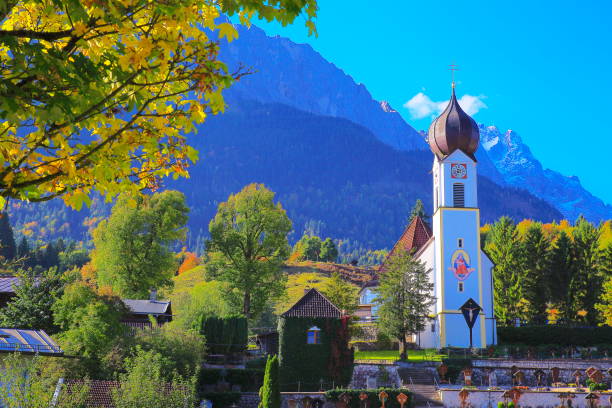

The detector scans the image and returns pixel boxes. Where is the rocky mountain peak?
[380,101,397,113]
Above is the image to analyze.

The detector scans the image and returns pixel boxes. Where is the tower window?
[458,238,464,248]
[307,326,321,344]
[453,183,465,207]
[431,322,436,333]
[458,282,464,292]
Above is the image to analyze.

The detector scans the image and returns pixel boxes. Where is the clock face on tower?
[451,163,467,179]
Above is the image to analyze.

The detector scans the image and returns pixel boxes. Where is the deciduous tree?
[92,190,189,298]
[207,183,291,319]
[321,272,358,314]
[320,238,338,262]
[0,0,317,208]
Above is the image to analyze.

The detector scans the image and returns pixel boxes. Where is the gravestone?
[586,367,604,384]
[513,370,525,386]
[287,400,298,408]
[462,368,473,386]
[534,369,546,387]
[489,370,498,386]
[573,370,583,387]
[551,367,561,384]
[438,363,449,383]
[359,392,370,408]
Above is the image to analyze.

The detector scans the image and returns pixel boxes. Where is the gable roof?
[379,216,432,273]
[122,299,171,315]
[281,288,342,318]
[0,276,19,294]
[62,380,119,408]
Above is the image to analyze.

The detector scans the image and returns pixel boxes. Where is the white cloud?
[403,92,487,119]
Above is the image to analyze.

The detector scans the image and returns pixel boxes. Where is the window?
[458,282,464,292]
[307,326,320,344]
[453,183,465,207]
[431,322,436,333]
[457,238,464,248]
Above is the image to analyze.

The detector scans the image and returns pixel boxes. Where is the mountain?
[220,24,610,221]
[480,125,612,221]
[9,99,562,251]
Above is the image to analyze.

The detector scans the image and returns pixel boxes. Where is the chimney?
[150,288,157,302]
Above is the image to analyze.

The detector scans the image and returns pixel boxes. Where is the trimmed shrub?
[199,315,248,354]
[498,326,612,346]
[326,388,414,408]
[259,355,280,408]
[198,368,264,393]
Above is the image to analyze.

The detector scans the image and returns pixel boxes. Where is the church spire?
[427,83,480,160]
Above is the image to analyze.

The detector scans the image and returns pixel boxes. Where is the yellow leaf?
[217,23,238,42]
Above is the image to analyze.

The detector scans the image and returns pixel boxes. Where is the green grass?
[354,349,445,361]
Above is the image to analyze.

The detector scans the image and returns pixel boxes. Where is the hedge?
[326,388,414,408]
[198,368,264,392]
[498,326,612,346]
[199,316,248,354]
[201,392,241,408]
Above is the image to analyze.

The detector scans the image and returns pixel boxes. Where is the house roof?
[281,288,342,318]
[122,299,171,315]
[0,328,62,355]
[0,276,19,294]
[379,215,432,273]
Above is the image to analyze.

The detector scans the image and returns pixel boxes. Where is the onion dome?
[428,83,480,160]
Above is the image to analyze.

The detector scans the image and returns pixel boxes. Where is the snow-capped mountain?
[480,125,612,221]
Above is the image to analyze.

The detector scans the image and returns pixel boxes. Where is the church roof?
[428,83,480,161]
[281,288,342,318]
[379,216,433,273]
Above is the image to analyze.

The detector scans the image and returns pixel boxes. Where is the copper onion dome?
[428,83,480,159]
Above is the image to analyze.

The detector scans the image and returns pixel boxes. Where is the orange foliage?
[178,252,200,275]
[97,285,116,297]
[80,262,97,286]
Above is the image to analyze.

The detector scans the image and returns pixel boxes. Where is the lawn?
[354,349,445,361]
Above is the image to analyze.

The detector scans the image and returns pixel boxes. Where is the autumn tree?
[486,216,523,325]
[92,190,189,298]
[375,251,434,360]
[0,0,317,208]
[322,272,358,314]
[207,183,291,319]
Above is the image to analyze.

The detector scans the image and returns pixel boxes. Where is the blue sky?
[253,0,612,205]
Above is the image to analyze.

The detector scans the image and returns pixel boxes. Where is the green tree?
[320,238,338,262]
[485,216,523,325]
[0,268,64,333]
[569,217,603,324]
[207,183,292,319]
[92,190,189,298]
[293,234,322,261]
[0,354,89,408]
[0,212,16,260]
[375,251,434,359]
[408,199,430,227]
[547,231,574,318]
[259,355,281,408]
[112,348,196,408]
[0,0,317,208]
[321,272,358,314]
[520,223,550,322]
[16,236,29,259]
[53,281,127,373]
[595,276,612,326]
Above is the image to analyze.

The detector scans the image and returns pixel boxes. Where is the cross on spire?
[449,64,459,88]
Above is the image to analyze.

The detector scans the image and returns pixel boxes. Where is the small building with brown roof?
[278,288,353,391]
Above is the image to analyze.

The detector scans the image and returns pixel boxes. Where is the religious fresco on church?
[449,249,475,280]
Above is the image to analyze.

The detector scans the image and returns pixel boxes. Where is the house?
[278,288,353,391]
[0,276,20,308]
[121,291,172,329]
[0,328,63,356]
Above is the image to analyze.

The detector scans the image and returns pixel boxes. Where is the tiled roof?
[281,288,342,318]
[0,276,19,293]
[122,299,171,315]
[62,380,118,408]
[0,328,62,355]
[379,216,432,273]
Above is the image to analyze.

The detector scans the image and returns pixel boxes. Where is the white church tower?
[426,82,496,348]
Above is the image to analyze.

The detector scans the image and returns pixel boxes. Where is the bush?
[199,316,248,354]
[326,388,413,408]
[201,392,241,407]
[498,326,612,346]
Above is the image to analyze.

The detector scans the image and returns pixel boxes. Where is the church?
[359,82,497,349]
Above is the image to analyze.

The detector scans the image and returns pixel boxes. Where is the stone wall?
[440,389,612,408]
[350,364,403,389]
[238,392,334,408]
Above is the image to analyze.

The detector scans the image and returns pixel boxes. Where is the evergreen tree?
[408,199,430,227]
[319,238,338,262]
[375,251,434,359]
[16,237,29,259]
[485,216,524,325]
[0,212,16,261]
[520,223,550,322]
[42,242,60,270]
[595,276,612,326]
[569,218,602,324]
[547,231,574,318]
[321,272,358,314]
[259,355,280,408]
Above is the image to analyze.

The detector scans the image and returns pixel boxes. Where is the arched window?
[307,326,321,344]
